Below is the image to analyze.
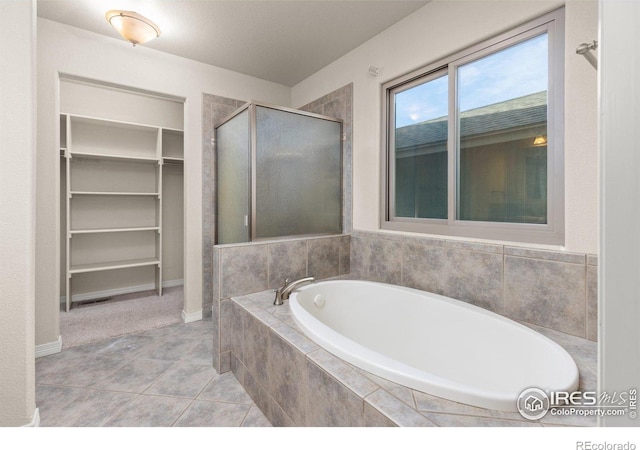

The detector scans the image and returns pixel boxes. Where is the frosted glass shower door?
[255,106,342,239]
[217,109,250,244]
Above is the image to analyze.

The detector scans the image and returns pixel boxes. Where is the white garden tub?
[289,280,579,412]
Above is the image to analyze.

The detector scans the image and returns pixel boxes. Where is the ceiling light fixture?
[105,10,161,46]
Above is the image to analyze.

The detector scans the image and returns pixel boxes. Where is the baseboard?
[60,279,184,305]
[163,279,185,289]
[22,408,40,427]
[35,336,62,358]
[182,309,203,323]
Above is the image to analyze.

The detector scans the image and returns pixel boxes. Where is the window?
[382,9,564,244]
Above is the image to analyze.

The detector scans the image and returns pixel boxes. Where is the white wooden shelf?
[162,127,184,160]
[64,112,163,132]
[69,151,159,163]
[70,191,159,197]
[162,126,183,133]
[69,258,160,275]
[162,157,184,166]
[70,226,160,235]
[61,106,183,311]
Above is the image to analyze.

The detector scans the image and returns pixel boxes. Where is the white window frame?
[380,8,565,245]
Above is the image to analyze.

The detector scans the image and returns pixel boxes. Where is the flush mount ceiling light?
[105,10,161,46]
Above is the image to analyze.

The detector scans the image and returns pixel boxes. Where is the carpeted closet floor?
[60,286,184,348]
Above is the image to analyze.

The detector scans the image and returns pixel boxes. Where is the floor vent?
[73,297,113,308]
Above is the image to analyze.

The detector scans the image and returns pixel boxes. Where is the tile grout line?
[502,251,506,315]
[101,392,143,427]
[216,251,220,369]
[168,372,217,427]
[170,398,197,427]
[410,389,418,410]
[233,352,285,426]
[584,263,588,339]
[364,387,438,427]
[400,241,405,286]
[420,409,545,426]
[305,240,309,277]
[238,404,253,427]
[338,236,343,275]
[266,243,271,290]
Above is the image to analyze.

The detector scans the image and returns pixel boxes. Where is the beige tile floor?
[35,319,271,427]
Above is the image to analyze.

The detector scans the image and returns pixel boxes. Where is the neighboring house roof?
[395,91,547,151]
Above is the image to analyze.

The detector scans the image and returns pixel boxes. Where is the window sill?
[380,219,564,246]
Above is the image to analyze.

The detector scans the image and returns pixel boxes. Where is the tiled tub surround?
[350,231,598,342]
[223,290,597,427]
[211,234,350,372]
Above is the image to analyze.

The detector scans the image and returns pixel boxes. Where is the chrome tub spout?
[274,276,315,305]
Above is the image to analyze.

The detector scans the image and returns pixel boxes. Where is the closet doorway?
[58,76,185,346]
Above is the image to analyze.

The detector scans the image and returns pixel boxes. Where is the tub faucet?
[274,276,315,305]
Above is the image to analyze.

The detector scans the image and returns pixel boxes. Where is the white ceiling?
[37,0,429,86]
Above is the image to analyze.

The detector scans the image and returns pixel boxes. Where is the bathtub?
[289,280,579,412]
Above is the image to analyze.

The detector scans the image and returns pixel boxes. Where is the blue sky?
[395,33,548,128]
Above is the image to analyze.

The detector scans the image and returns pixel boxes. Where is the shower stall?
[215,102,343,244]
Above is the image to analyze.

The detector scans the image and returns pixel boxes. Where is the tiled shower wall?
[299,83,353,233]
[202,93,247,317]
[350,230,597,342]
[202,85,353,317]
[205,85,354,373]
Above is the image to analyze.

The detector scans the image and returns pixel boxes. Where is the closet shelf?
[69,151,159,163]
[69,258,160,275]
[65,113,163,132]
[162,126,183,133]
[61,104,183,312]
[70,226,160,235]
[70,191,160,197]
[163,157,184,166]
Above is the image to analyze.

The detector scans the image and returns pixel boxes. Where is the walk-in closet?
[59,77,184,312]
